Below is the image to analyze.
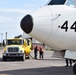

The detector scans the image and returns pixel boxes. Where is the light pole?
[6,32,7,45]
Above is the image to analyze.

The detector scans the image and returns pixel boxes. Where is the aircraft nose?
[20,15,33,34]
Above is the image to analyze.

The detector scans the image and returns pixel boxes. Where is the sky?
[0,0,49,40]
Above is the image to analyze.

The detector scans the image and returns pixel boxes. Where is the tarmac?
[0,48,74,75]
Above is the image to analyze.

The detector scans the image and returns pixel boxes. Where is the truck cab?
[3,38,32,61]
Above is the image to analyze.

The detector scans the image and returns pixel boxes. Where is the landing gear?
[73,63,76,75]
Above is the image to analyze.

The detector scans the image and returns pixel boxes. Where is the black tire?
[27,56,30,59]
[3,57,7,61]
[25,56,30,59]
[73,63,76,75]
[22,55,25,61]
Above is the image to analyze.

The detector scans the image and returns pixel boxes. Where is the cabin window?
[48,0,66,5]
[65,0,74,7]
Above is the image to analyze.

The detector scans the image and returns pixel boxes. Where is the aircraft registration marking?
[58,21,76,32]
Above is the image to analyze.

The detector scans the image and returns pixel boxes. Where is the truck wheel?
[27,56,29,59]
[22,54,25,61]
[73,63,76,75]
[3,57,7,61]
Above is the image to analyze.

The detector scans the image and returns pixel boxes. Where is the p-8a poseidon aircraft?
[20,0,76,74]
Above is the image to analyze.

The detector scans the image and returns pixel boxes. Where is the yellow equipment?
[2,38,32,61]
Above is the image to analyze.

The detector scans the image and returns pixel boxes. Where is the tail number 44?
[60,21,76,32]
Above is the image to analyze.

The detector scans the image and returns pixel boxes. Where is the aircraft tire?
[73,63,76,75]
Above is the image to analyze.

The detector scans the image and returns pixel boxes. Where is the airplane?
[20,0,76,74]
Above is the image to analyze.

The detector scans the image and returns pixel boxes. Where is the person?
[34,46,38,59]
[39,47,44,59]
[65,59,72,67]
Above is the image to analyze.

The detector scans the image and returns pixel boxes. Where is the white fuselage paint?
[28,5,76,50]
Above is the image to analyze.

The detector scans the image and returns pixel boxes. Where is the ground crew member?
[65,59,72,67]
[34,46,38,59]
[39,47,44,59]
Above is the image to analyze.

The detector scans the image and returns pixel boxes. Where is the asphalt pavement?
[0,48,74,75]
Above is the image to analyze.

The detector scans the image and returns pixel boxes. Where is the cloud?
[0,8,31,14]
[0,8,31,38]
[0,8,32,24]
[0,0,49,38]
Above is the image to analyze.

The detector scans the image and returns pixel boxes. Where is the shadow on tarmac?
[0,58,2,61]
[0,57,24,62]
[0,56,65,62]
[0,66,74,75]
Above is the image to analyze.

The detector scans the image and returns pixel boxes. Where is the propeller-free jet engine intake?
[20,0,76,74]
[20,15,33,34]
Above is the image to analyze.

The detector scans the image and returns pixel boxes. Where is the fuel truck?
[2,38,32,61]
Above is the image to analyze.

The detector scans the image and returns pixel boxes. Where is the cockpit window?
[65,0,74,7]
[48,0,66,5]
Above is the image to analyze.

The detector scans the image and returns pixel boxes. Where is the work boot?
[65,65,69,67]
[70,65,72,67]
